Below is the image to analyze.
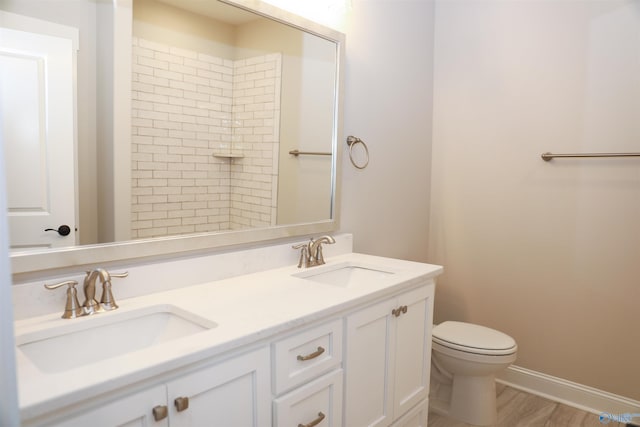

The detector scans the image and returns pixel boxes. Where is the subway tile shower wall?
[131,37,281,239]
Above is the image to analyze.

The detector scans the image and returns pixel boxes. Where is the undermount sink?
[293,261,396,287]
[16,304,217,373]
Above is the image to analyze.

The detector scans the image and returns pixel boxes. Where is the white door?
[0,14,77,249]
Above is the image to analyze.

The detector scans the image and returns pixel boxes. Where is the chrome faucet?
[293,235,335,268]
[44,268,129,318]
[82,268,129,315]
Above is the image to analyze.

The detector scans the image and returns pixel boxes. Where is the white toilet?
[430,321,517,426]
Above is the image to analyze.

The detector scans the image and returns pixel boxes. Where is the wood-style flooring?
[428,384,627,427]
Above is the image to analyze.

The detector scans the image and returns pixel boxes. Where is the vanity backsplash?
[12,234,353,320]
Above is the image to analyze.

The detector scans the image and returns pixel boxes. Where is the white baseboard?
[496,365,640,416]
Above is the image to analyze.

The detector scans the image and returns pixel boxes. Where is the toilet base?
[430,359,498,425]
[449,374,497,426]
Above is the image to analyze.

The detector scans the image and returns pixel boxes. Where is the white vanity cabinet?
[43,347,271,427]
[18,254,442,427]
[344,283,434,427]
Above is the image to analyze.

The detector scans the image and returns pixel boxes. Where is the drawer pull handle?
[152,405,168,421]
[297,346,325,361]
[402,305,408,314]
[298,411,325,427]
[174,396,189,412]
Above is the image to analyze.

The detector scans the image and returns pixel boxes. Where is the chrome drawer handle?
[297,346,325,361]
[298,411,325,427]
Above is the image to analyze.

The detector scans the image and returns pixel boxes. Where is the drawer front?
[273,319,342,394]
[273,369,343,427]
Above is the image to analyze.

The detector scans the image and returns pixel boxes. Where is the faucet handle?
[292,243,309,268]
[44,280,83,319]
[316,244,327,265]
[109,271,129,279]
[100,271,128,311]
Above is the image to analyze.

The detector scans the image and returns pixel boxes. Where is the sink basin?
[293,262,396,287]
[16,304,216,373]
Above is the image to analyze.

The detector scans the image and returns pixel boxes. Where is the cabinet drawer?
[273,319,342,394]
[273,369,343,427]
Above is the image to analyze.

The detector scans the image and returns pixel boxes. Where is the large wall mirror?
[1,0,344,275]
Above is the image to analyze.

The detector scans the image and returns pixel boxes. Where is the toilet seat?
[433,321,517,356]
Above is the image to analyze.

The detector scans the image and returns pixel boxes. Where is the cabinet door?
[344,297,397,427]
[168,347,271,427]
[46,385,168,427]
[393,286,432,417]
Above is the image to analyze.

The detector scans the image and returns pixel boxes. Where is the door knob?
[45,225,71,236]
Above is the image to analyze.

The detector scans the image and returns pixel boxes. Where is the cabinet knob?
[298,411,325,427]
[152,405,168,421]
[174,396,190,412]
[392,306,408,317]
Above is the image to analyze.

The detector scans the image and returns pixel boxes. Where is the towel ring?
[346,135,369,169]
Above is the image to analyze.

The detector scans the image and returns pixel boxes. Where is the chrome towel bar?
[541,152,640,161]
[289,149,331,156]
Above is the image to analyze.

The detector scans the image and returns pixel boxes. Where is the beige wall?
[430,1,640,400]
[133,0,235,58]
[340,0,435,262]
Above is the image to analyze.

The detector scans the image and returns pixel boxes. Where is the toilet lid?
[433,321,516,352]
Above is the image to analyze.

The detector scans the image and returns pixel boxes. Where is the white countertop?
[15,252,442,421]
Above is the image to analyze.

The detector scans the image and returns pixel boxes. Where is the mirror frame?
[11,0,344,276]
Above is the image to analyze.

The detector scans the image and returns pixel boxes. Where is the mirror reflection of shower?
[131,34,283,238]
[1,0,340,252]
